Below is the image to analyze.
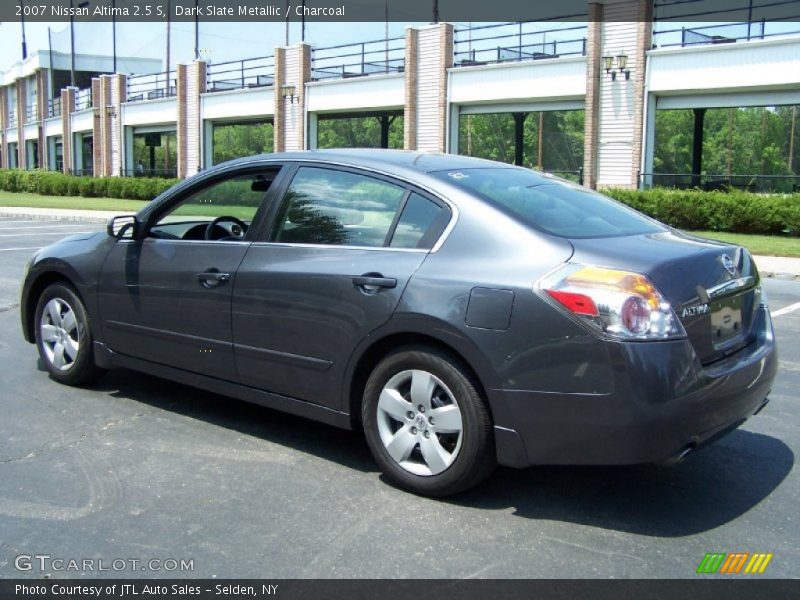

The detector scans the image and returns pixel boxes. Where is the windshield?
[433,168,664,239]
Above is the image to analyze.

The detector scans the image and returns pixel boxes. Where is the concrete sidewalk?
[2,205,799,280]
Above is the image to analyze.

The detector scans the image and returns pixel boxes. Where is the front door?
[98,169,281,380]
[232,165,452,410]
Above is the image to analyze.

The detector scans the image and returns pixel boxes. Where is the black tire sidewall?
[34,283,99,386]
[362,347,495,496]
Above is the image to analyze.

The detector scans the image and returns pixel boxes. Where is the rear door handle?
[197,271,231,288]
[352,275,397,290]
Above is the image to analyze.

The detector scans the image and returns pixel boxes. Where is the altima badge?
[682,304,711,318]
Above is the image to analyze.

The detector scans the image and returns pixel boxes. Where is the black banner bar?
[4,0,800,23]
[0,580,798,600]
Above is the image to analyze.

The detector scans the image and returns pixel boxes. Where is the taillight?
[537,264,686,340]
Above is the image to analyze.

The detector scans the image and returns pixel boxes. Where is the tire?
[34,283,106,386]
[362,346,496,496]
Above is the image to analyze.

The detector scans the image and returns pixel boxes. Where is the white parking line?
[0,231,91,237]
[0,224,94,231]
[772,301,800,318]
[0,246,43,252]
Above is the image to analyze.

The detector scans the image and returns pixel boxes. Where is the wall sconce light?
[105,106,116,118]
[281,84,296,104]
[603,51,631,81]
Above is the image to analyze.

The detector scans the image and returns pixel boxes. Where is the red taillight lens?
[545,290,599,316]
[536,263,685,340]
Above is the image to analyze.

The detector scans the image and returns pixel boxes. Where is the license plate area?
[710,295,743,345]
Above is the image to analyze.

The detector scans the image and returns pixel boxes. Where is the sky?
[0,20,429,73]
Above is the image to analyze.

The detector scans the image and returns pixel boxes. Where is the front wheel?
[34,283,105,386]
[362,347,496,496]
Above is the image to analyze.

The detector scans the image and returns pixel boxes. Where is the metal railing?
[207,55,275,92]
[75,88,92,111]
[312,37,405,81]
[653,0,800,48]
[127,71,178,103]
[454,21,588,66]
[26,104,38,121]
[121,167,178,178]
[543,168,584,185]
[69,168,94,176]
[49,97,62,118]
[639,172,800,193]
[7,112,17,127]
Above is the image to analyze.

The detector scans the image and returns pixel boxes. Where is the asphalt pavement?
[0,216,798,579]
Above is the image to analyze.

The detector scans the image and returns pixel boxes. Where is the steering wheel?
[204,216,248,241]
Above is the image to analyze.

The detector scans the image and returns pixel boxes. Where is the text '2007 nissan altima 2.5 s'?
[20,150,777,496]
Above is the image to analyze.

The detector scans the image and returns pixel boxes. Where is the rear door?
[232,164,452,409]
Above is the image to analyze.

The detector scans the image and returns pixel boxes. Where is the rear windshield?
[433,168,664,238]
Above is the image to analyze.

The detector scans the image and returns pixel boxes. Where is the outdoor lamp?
[602,55,614,73]
[282,84,296,104]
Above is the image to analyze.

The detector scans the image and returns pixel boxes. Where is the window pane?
[433,168,663,238]
[157,173,272,226]
[272,167,406,247]
[390,193,446,249]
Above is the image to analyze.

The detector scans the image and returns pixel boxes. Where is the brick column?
[583,2,602,190]
[0,87,7,169]
[176,64,188,178]
[16,79,26,169]
[404,23,453,153]
[97,76,115,177]
[403,27,418,150]
[273,44,311,152]
[182,60,206,175]
[61,88,76,174]
[273,47,285,153]
[630,0,653,187]
[109,74,127,177]
[91,78,102,176]
[36,69,47,169]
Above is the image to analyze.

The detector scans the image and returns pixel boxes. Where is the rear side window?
[271,167,406,247]
[433,168,664,239]
[390,193,449,249]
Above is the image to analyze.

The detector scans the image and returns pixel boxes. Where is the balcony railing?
[26,104,38,121]
[653,0,800,48]
[8,112,17,127]
[640,172,800,193]
[207,56,275,92]
[49,97,62,118]
[75,88,92,111]
[311,37,405,81]
[121,167,178,179]
[127,71,178,103]
[453,21,588,67]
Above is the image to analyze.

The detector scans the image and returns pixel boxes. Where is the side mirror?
[107,215,138,240]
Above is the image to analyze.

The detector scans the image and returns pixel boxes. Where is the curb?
[758,270,800,281]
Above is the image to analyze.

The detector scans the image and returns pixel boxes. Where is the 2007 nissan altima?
[20,150,777,496]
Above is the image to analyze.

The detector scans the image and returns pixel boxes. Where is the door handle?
[352,275,397,290]
[197,271,231,288]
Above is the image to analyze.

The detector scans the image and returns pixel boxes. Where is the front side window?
[149,171,277,241]
[433,168,664,239]
[271,167,406,247]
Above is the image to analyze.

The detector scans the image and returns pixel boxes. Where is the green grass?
[0,192,148,212]
[688,231,800,258]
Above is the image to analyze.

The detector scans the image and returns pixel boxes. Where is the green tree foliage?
[316,114,404,149]
[457,110,585,179]
[654,106,800,186]
[212,122,274,165]
[132,132,177,175]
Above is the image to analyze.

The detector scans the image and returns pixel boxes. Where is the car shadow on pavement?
[87,368,378,474]
[82,366,792,537]
[450,429,794,537]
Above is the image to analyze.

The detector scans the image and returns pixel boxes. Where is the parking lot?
[0,214,798,578]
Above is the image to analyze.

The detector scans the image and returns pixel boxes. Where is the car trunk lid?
[568,229,760,364]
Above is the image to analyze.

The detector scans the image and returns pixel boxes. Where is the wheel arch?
[22,267,85,343]
[344,318,500,430]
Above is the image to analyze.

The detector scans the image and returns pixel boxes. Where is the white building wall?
[110,79,122,176]
[306,74,404,113]
[202,88,274,121]
[71,109,94,133]
[596,5,640,187]
[416,26,444,152]
[283,46,302,151]
[186,66,201,175]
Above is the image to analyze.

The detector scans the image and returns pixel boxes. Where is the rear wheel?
[362,347,495,496]
[35,283,105,386]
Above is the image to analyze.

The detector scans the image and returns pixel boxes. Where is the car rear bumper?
[491,306,777,467]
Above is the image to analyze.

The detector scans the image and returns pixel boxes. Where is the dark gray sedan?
[20,150,777,496]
